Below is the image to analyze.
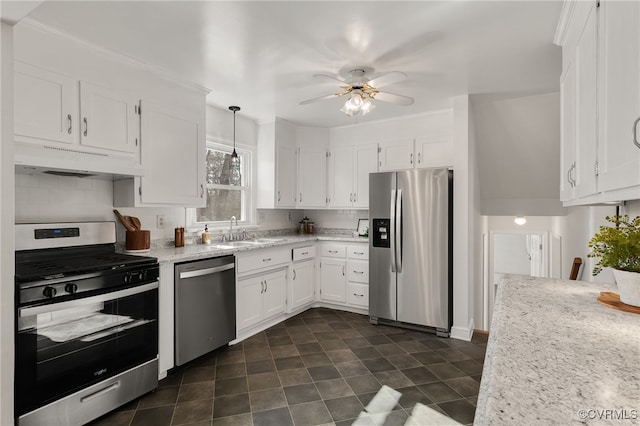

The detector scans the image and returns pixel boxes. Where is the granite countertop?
[474,274,640,425]
[135,234,369,263]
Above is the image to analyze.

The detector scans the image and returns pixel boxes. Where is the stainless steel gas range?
[14,222,159,426]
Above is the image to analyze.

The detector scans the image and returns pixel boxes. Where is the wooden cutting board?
[597,292,640,314]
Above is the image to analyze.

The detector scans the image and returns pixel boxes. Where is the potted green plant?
[588,215,640,306]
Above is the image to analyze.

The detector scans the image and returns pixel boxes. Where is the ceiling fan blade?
[373,91,415,106]
[299,93,343,105]
[367,71,407,89]
[313,73,348,85]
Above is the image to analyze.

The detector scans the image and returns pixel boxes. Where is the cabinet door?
[328,145,354,208]
[139,100,205,206]
[298,146,327,207]
[291,261,315,310]
[14,62,77,145]
[378,139,414,171]
[275,143,297,207]
[353,144,378,208]
[79,81,139,155]
[597,0,640,192]
[415,137,453,168]
[263,269,287,319]
[574,1,598,199]
[237,275,264,331]
[560,60,576,202]
[320,258,346,303]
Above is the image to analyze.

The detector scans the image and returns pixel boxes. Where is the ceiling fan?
[300,68,415,117]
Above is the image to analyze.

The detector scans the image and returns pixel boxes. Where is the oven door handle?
[19,281,159,317]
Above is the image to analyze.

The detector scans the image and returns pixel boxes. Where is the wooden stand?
[597,292,640,314]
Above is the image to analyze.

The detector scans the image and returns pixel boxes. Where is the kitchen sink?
[213,238,287,250]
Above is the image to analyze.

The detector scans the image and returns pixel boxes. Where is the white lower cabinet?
[319,242,369,309]
[237,268,286,331]
[290,260,315,311]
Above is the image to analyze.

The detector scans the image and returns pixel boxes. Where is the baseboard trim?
[450,317,475,341]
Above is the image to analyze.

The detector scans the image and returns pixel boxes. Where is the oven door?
[15,282,158,416]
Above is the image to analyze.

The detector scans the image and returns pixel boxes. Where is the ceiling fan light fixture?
[340,91,375,117]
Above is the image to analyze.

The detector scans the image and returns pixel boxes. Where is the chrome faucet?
[229,216,238,240]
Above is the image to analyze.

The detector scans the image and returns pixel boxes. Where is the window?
[192,142,252,226]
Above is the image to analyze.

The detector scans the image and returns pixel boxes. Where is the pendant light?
[229,106,241,186]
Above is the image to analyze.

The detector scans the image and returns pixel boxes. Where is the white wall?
[0,21,15,425]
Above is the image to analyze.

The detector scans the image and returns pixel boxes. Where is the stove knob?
[123,273,131,284]
[43,286,57,299]
[65,283,78,294]
[137,272,145,281]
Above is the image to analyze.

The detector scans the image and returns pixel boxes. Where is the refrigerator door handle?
[396,189,403,273]
[390,189,397,273]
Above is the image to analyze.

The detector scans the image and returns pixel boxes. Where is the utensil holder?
[126,230,150,250]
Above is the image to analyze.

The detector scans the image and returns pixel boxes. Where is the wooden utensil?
[113,209,135,231]
[129,216,142,231]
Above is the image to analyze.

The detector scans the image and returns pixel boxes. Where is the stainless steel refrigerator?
[369,168,453,337]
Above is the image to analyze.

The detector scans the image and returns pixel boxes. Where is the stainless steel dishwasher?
[175,255,236,366]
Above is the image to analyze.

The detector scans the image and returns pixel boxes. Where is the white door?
[574,1,598,198]
[320,258,346,303]
[275,143,297,207]
[297,146,327,207]
[291,261,315,310]
[597,1,640,192]
[79,81,138,155]
[378,139,414,171]
[328,145,354,208]
[140,100,205,206]
[353,144,378,208]
[14,62,77,145]
[236,276,264,331]
[263,269,287,319]
[415,136,453,168]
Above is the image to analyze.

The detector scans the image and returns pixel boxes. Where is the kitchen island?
[475,274,640,425]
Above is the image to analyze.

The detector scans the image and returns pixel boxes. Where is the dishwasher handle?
[179,263,234,279]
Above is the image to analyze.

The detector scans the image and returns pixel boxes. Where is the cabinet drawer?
[347,283,369,308]
[347,245,369,260]
[238,248,289,274]
[321,244,346,258]
[347,260,369,283]
[292,246,316,262]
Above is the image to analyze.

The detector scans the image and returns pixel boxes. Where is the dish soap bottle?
[202,225,211,244]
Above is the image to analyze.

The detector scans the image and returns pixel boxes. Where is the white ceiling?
[22,1,563,128]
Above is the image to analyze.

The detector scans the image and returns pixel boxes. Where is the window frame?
[187,139,255,230]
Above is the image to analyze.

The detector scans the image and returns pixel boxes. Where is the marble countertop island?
[475,274,640,425]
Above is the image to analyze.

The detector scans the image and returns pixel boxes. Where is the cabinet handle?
[265,280,268,292]
[67,114,72,134]
[262,258,272,262]
[200,184,204,198]
[633,117,640,150]
[299,192,302,203]
[354,270,364,274]
[260,281,264,294]
[410,153,413,165]
[353,193,356,203]
[418,152,421,164]
[353,251,364,255]
[278,191,281,202]
[342,266,345,276]
[328,250,338,254]
[301,251,309,255]
[570,162,577,187]
[293,270,297,280]
[354,293,364,297]
[83,117,88,136]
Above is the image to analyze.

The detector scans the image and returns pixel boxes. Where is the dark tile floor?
[92,308,488,426]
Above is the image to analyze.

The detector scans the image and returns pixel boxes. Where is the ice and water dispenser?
[372,218,390,248]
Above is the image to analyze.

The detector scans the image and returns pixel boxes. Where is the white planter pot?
[613,269,640,307]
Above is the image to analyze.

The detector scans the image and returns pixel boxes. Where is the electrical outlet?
[288,212,291,222]
[156,214,165,229]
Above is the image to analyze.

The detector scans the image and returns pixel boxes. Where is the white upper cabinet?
[297,144,327,208]
[379,136,452,172]
[14,62,77,145]
[596,0,640,194]
[79,81,139,155]
[257,119,297,208]
[556,0,640,204]
[328,144,377,208]
[114,99,206,207]
[379,139,414,171]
